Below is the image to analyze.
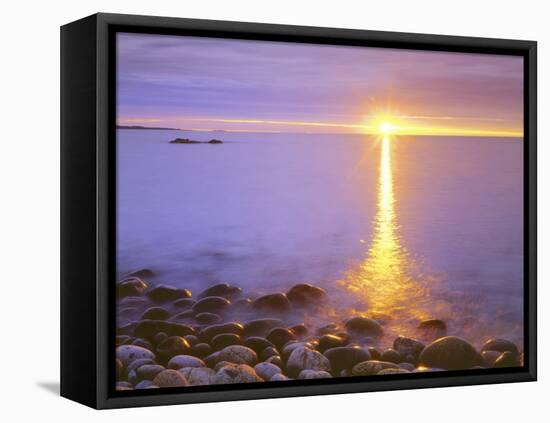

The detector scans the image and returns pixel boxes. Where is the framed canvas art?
[60,13,537,409]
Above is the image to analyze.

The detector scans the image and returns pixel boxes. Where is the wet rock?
[419,336,482,370]
[125,358,155,378]
[134,319,195,340]
[289,324,309,338]
[116,345,155,367]
[281,341,315,359]
[167,355,206,370]
[271,373,290,381]
[132,364,165,384]
[141,306,170,321]
[259,346,279,361]
[119,296,151,308]
[171,310,195,322]
[206,345,258,366]
[494,351,520,368]
[154,332,169,345]
[117,278,148,298]
[398,362,416,372]
[368,347,381,361]
[184,335,200,346]
[245,337,275,355]
[265,355,284,369]
[393,336,425,361]
[286,283,327,307]
[323,346,371,374]
[211,333,243,351]
[267,327,296,349]
[156,336,191,363]
[198,283,242,300]
[345,317,384,337]
[243,319,285,337]
[172,298,196,309]
[316,323,338,336]
[191,343,213,358]
[352,360,400,376]
[147,284,191,303]
[254,362,282,380]
[153,369,189,387]
[286,346,331,377]
[481,350,502,368]
[201,322,244,340]
[195,312,221,325]
[135,380,155,389]
[124,268,154,280]
[317,334,347,353]
[381,348,403,364]
[418,319,447,339]
[192,296,231,315]
[132,338,154,351]
[298,370,332,379]
[377,368,411,375]
[481,339,519,357]
[252,293,291,313]
[215,363,262,384]
[178,367,216,385]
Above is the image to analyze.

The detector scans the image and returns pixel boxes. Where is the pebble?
[419,336,481,370]
[393,336,425,360]
[195,312,222,325]
[192,296,231,314]
[298,370,332,379]
[211,333,243,351]
[172,298,196,309]
[117,278,148,298]
[481,339,519,357]
[254,362,282,380]
[323,346,371,374]
[132,364,165,384]
[418,319,447,339]
[481,350,502,367]
[215,364,262,384]
[377,368,411,375]
[135,380,155,389]
[381,348,403,364]
[134,319,195,340]
[270,373,290,381]
[156,336,191,362]
[265,355,284,369]
[153,369,189,387]
[244,337,275,355]
[191,343,213,358]
[267,327,296,349]
[206,345,258,366]
[125,358,155,377]
[201,322,245,340]
[116,345,155,367]
[141,306,170,321]
[289,324,309,338]
[167,355,206,370]
[317,334,347,353]
[252,293,291,313]
[132,338,154,350]
[242,319,285,337]
[147,284,191,303]
[494,351,520,368]
[286,283,327,307]
[198,283,242,300]
[345,317,384,337]
[286,346,331,377]
[352,360,400,376]
[178,367,216,385]
[259,346,279,361]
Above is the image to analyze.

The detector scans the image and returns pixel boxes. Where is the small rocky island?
[169,138,223,144]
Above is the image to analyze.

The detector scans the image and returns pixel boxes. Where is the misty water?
[117,129,523,348]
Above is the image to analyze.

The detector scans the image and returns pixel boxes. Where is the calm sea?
[116,129,523,347]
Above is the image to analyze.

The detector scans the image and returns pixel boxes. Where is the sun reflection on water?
[342,135,433,337]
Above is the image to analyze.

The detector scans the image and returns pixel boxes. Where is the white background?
[0,0,546,420]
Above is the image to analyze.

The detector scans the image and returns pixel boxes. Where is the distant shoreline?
[117,125,179,130]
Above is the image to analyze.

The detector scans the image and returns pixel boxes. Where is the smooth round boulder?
[153,369,189,387]
[125,358,155,378]
[418,319,447,339]
[286,283,327,307]
[116,335,132,346]
[254,362,282,380]
[243,319,285,337]
[260,346,279,361]
[135,380,156,389]
[481,339,519,357]
[286,346,331,377]
[116,345,155,367]
[245,337,275,355]
[368,347,381,361]
[317,334,346,353]
[206,345,258,366]
[266,327,296,349]
[345,317,383,337]
[194,312,221,325]
[198,283,242,300]
[132,338,153,351]
[156,336,191,363]
[147,284,191,303]
[201,322,244,340]
[323,346,371,374]
[252,293,291,313]
[265,355,284,369]
[494,351,520,368]
[215,363,262,384]
[316,323,338,336]
[141,306,170,321]
[167,355,206,370]
[289,324,309,338]
[172,298,196,309]
[393,336,425,361]
[191,343,213,358]
[178,367,216,385]
[211,333,243,351]
[419,336,482,370]
[117,278,148,298]
[192,296,231,315]
[381,348,403,364]
[352,360,400,376]
[270,373,290,381]
[481,350,502,368]
[132,364,165,384]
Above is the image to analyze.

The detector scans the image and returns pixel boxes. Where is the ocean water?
[116,129,524,347]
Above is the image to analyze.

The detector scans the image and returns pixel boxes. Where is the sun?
[379,121,396,135]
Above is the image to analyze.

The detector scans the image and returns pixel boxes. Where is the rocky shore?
[169,138,223,144]
[115,270,523,390]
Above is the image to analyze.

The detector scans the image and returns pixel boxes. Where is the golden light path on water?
[342,135,434,338]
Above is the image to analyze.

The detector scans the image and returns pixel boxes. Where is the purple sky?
[117,33,523,136]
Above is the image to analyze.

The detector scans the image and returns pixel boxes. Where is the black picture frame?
[60,12,537,409]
